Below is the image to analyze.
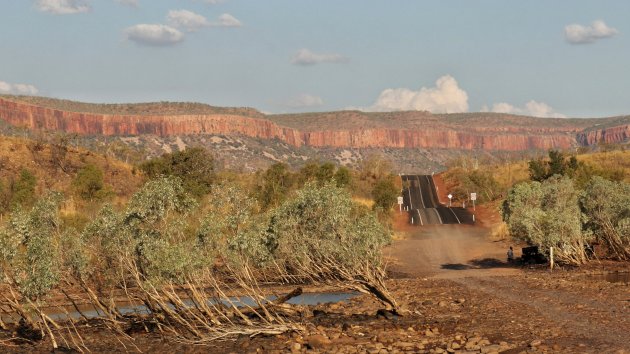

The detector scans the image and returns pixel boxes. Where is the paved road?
[401,175,473,225]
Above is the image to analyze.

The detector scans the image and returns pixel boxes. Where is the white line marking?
[406,179,413,210]
[448,207,461,224]
[416,209,423,226]
[433,208,443,224]
[416,175,426,208]
[426,175,439,206]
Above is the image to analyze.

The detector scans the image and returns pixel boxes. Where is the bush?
[81,177,201,284]
[253,182,397,310]
[72,164,108,201]
[581,177,630,260]
[0,192,63,298]
[502,176,590,265]
[443,168,501,203]
[139,147,215,197]
[256,163,294,210]
[528,150,578,182]
[371,175,398,211]
[11,169,37,209]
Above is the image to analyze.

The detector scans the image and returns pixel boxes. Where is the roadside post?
[397,196,403,213]
[550,247,554,271]
[471,193,477,211]
[447,194,452,207]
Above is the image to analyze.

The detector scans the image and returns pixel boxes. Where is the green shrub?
[0,192,63,298]
[72,164,109,201]
[502,176,590,264]
[581,177,630,260]
[139,147,215,197]
[11,169,37,209]
[371,175,398,211]
[263,182,391,270]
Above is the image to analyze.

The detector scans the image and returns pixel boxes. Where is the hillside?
[1,95,629,172]
[0,134,144,212]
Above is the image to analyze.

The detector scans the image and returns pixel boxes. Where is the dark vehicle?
[521,246,547,264]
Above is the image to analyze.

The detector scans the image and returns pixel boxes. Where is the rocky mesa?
[0,96,628,152]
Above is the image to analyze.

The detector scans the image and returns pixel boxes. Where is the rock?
[529,339,543,347]
[290,342,302,352]
[422,300,434,306]
[455,298,466,304]
[451,342,461,349]
[481,344,501,353]
[478,339,491,346]
[468,336,482,344]
[438,301,448,307]
[305,334,331,349]
[425,329,435,337]
[552,344,562,351]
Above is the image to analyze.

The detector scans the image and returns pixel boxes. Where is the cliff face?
[0,97,627,151]
[576,125,630,146]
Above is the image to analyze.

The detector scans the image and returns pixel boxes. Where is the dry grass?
[352,197,375,209]
[488,222,510,242]
[576,149,630,183]
[0,135,144,206]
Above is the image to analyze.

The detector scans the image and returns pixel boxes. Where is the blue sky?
[1,0,628,117]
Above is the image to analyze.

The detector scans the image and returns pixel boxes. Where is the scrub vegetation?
[0,135,398,350]
[443,145,630,265]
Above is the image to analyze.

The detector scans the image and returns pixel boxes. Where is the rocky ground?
[2,223,629,353]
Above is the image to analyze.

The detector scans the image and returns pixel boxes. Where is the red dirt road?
[385,222,630,353]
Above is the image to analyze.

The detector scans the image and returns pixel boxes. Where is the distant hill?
[0,95,265,118]
[0,95,628,172]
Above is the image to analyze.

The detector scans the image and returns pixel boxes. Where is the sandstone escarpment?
[576,124,630,146]
[0,96,628,151]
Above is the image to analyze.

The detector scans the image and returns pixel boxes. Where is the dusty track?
[385,223,630,353]
[385,224,518,278]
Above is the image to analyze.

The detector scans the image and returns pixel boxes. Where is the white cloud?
[286,94,324,109]
[125,24,184,46]
[0,80,39,95]
[114,0,138,7]
[564,20,618,44]
[35,0,90,14]
[167,11,241,31]
[202,0,225,4]
[484,100,566,118]
[291,49,348,66]
[167,10,209,32]
[215,13,242,27]
[365,75,469,114]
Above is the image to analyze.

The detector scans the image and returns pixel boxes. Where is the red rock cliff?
[576,124,630,146]
[0,97,626,151]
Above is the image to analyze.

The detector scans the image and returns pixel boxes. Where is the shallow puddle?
[588,271,630,284]
[1,291,358,323]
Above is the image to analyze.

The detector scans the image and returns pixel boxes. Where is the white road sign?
[397,196,404,205]
[447,194,452,199]
[471,193,477,201]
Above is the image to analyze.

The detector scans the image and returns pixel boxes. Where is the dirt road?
[385,224,518,279]
[385,223,630,353]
